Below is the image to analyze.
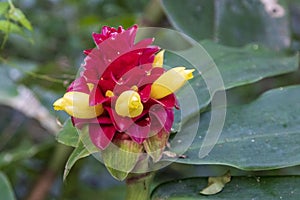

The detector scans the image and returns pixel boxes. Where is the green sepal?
[102,139,143,181]
[143,131,169,163]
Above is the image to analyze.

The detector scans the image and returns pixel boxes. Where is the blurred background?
[0,0,299,199]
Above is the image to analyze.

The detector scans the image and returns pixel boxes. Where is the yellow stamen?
[105,90,114,97]
[53,91,103,119]
[150,67,195,99]
[153,50,165,68]
[87,83,94,91]
[115,90,143,118]
[131,85,138,92]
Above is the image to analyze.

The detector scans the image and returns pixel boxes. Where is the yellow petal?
[53,91,103,119]
[115,90,143,118]
[152,50,165,68]
[150,67,194,99]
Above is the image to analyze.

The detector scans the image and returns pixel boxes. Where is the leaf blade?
[167,85,300,170]
[151,176,300,200]
[56,118,79,147]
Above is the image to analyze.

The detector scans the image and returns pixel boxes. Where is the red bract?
[68,25,177,150]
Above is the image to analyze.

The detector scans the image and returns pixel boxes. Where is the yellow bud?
[53,91,103,119]
[153,50,165,68]
[115,90,143,118]
[150,67,195,99]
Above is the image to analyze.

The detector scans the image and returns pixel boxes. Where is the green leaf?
[63,129,100,180]
[56,118,79,147]
[0,2,9,15]
[0,20,23,34]
[167,41,299,128]
[167,85,300,170]
[0,172,15,200]
[102,139,143,181]
[151,176,300,200]
[9,8,32,31]
[214,0,290,49]
[202,41,298,89]
[161,0,291,49]
[63,141,90,180]
[160,0,214,40]
[143,131,169,163]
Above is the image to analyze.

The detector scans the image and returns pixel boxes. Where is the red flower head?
[53,25,194,163]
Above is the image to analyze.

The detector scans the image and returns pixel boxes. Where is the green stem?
[125,172,154,200]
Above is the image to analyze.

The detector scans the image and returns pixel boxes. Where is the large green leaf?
[166,85,300,170]
[167,41,299,128]
[161,0,214,40]
[202,41,298,89]
[0,172,15,200]
[151,176,300,199]
[161,0,291,49]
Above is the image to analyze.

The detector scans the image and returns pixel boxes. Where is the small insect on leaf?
[200,171,231,195]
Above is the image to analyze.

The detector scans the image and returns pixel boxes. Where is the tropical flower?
[53,25,194,174]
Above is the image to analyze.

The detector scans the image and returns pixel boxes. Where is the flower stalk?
[125,172,154,200]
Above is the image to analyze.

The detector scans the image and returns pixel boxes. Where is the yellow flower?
[152,50,165,68]
[53,91,103,119]
[150,67,195,99]
[115,90,143,118]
